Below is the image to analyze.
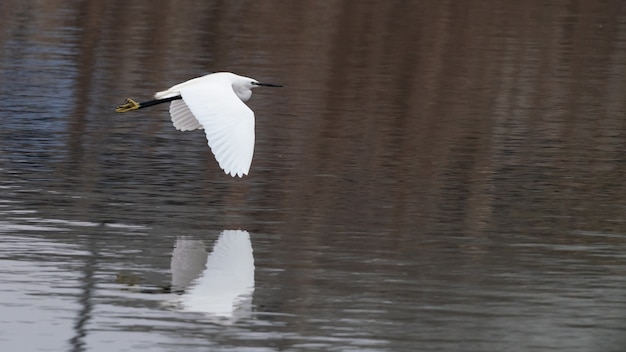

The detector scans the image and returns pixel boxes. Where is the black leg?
[115,95,182,112]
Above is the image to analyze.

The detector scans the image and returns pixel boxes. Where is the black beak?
[256,82,283,87]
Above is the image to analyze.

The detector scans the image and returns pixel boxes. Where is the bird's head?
[230,74,282,102]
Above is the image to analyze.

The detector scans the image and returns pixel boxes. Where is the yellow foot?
[115,98,140,112]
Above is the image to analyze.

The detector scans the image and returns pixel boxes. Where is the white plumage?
[156,72,263,177]
[117,72,281,177]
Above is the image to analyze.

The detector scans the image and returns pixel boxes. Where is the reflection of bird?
[170,230,254,320]
[170,237,208,292]
[116,72,282,177]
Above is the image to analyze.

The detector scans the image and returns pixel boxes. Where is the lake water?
[1,1,626,351]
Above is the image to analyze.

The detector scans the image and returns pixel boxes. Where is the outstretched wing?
[177,83,255,178]
[169,99,203,131]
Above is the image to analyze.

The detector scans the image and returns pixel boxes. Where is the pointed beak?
[256,82,283,88]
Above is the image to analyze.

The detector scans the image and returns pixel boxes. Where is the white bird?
[116,72,282,177]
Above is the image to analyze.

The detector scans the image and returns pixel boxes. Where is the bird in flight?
[116,72,282,177]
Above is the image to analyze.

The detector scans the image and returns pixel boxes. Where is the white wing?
[178,83,255,177]
[169,100,203,131]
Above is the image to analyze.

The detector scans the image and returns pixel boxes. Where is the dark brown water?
[1,1,626,351]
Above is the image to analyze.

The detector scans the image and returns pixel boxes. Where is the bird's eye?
[251,81,258,85]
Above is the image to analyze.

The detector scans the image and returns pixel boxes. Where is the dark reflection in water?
[1,1,626,351]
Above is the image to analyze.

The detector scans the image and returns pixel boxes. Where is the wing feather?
[169,99,203,131]
[178,83,255,177]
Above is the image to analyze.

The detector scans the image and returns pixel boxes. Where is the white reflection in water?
[171,230,255,321]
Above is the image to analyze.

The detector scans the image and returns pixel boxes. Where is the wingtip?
[224,169,248,178]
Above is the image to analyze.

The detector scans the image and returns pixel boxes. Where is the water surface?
[1,1,626,351]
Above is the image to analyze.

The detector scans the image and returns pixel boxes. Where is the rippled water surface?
[1,1,626,351]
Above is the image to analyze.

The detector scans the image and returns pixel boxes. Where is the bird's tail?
[154,90,180,100]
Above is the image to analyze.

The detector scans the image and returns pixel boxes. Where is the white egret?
[116,72,282,177]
